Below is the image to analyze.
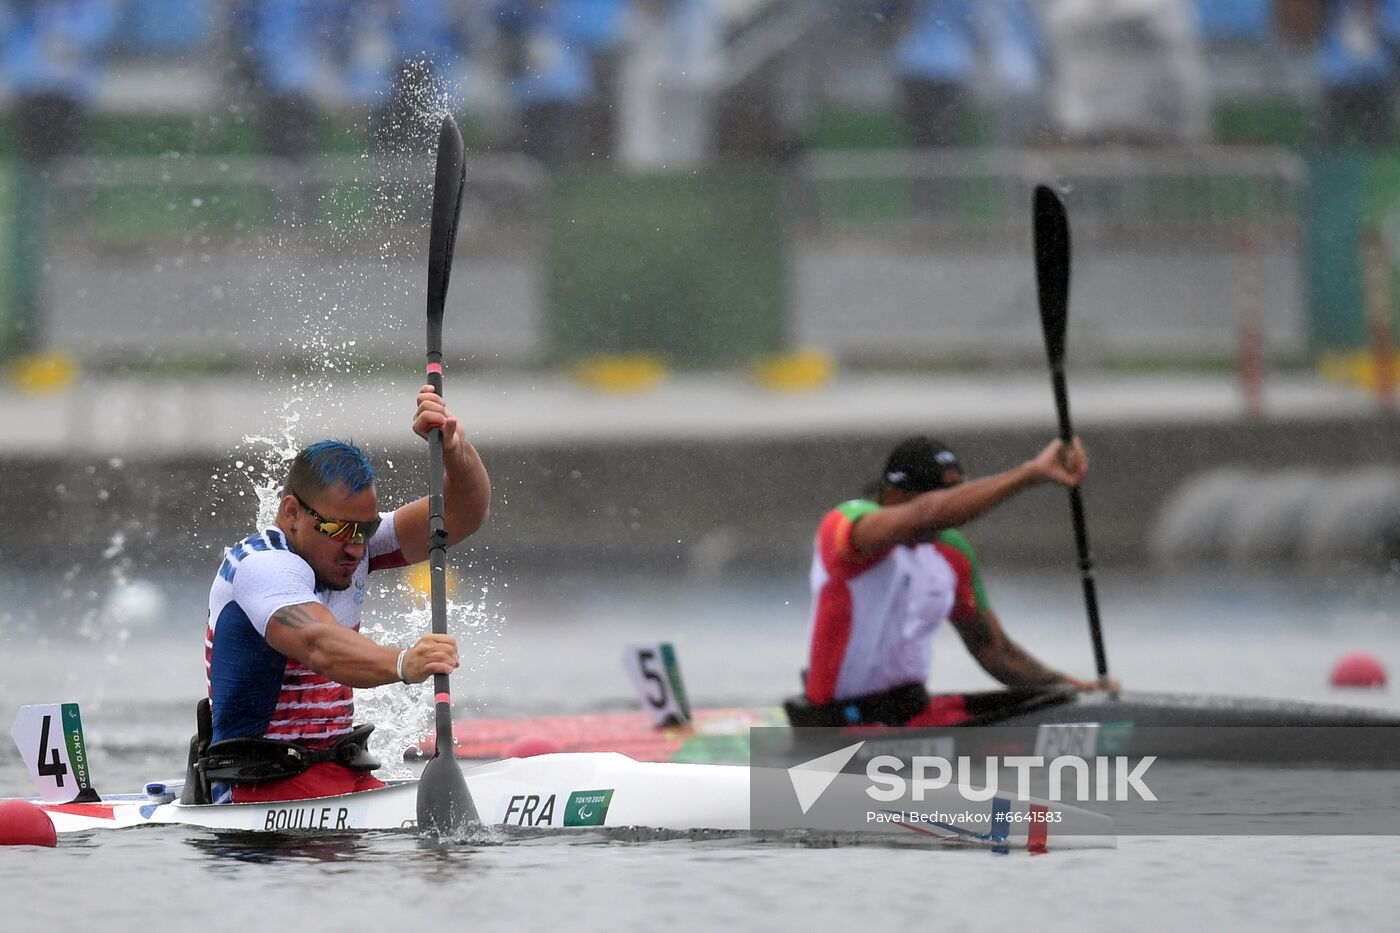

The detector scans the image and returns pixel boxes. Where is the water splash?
[359,574,507,779]
[240,415,304,528]
[205,69,497,761]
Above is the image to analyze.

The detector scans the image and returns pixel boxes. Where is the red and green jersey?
[804,499,989,704]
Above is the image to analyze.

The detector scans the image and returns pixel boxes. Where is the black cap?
[881,436,962,493]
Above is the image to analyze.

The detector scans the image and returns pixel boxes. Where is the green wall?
[547,168,787,367]
[1306,152,1400,351]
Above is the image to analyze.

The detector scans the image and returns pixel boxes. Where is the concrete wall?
[47,251,542,364]
[3,416,1394,581]
[35,153,1306,368]
[792,246,1305,363]
[44,240,1304,367]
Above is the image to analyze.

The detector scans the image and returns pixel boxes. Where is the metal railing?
[786,147,1309,363]
[44,152,549,255]
[31,152,550,363]
[18,145,1313,366]
[790,147,1305,251]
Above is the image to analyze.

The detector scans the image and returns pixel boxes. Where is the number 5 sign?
[10,703,96,803]
[622,643,692,728]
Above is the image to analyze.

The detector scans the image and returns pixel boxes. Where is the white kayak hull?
[21,752,1113,850]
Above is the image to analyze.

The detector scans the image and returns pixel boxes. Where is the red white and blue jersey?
[805,500,988,704]
[205,516,408,747]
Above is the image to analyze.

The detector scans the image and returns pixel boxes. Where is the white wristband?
[396,648,410,684]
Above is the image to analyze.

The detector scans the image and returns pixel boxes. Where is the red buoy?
[0,799,57,847]
[503,736,562,759]
[1331,652,1388,688]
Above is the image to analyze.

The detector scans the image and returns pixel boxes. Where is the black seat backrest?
[178,698,214,805]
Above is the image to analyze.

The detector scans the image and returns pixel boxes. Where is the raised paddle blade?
[426,115,466,355]
[1033,184,1071,371]
[416,112,479,837]
[1030,185,1112,691]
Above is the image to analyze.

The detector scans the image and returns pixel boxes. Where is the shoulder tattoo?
[270,603,321,631]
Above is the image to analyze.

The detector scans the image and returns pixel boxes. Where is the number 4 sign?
[10,703,96,803]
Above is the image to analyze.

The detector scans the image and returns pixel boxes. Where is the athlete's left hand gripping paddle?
[416,114,478,836]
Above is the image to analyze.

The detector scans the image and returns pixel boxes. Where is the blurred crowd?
[5,0,1400,167]
[880,0,1400,150]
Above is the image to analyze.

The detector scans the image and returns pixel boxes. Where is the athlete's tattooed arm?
[949,607,1065,687]
[265,601,401,688]
[264,602,459,688]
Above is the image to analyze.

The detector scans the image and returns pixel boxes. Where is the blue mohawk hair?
[283,440,376,497]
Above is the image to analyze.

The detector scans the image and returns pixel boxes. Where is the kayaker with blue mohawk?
[194,385,491,804]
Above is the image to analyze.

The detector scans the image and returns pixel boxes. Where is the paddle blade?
[417,751,479,837]
[426,115,466,354]
[1033,184,1071,368]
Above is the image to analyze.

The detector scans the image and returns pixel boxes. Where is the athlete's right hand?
[401,633,459,683]
[1029,438,1087,488]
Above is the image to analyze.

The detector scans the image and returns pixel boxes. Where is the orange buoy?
[503,736,562,759]
[1331,652,1388,688]
[0,799,57,847]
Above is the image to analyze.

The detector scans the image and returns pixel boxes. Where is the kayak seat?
[177,701,380,804]
[783,684,1080,728]
[202,724,381,784]
[178,698,213,805]
[783,682,931,727]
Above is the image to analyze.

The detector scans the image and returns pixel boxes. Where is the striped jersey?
[205,516,408,747]
[805,499,988,704]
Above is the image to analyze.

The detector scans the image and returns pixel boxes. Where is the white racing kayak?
[8,704,1113,850]
[32,754,746,835]
[17,752,1111,850]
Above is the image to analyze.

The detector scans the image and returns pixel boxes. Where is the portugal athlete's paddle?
[416,115,478,836]
[1032,184,1113,693]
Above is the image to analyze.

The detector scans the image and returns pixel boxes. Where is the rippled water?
[3,568,1399,932]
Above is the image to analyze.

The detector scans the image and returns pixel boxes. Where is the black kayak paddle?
[415,114,479,836]
[1032,184,1113,694]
